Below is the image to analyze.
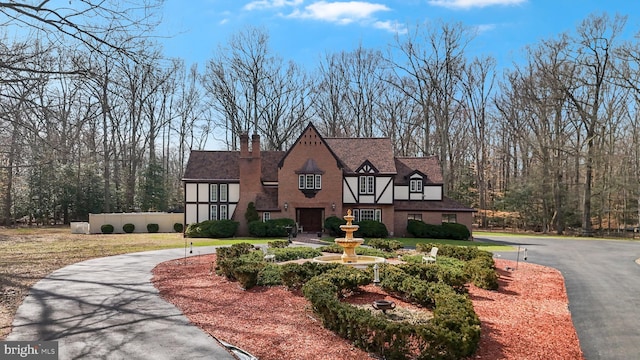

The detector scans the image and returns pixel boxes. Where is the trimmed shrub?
[185,219,239,238]
[248,218,295,237]
[279,262,341,290]
[271,247,322,262]
[408,219,471,240]
[324,216,346,236]
[101,224,114,234]
[147,223,159,233]
[366,238,402,251]
[355,220,389,238]
[267,240,289,248]
[257,264,283,286]
[173,223,184,233]
[318,244,395,259]
[233,262,264,289]
[122,223,135,233]
[245,202,259,223]
[302,263,481,359]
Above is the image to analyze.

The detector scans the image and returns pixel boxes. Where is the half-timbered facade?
[182,123,475,236]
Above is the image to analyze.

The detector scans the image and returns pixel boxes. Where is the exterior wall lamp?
[284,202,288,211]
[331,202,336,211]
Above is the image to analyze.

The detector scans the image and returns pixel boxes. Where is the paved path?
[479,234,640,360]
[7,247,236,360]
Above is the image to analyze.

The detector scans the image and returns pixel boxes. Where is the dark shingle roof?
[182,150,284,182]
[394,197,475,212]
[325,138,396,174]
[394,157,443,184]
[183,151,239,181]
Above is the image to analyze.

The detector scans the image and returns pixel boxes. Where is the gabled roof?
[182,149,284,182]
[394,157,443,184]
[325,137,396,174]
[277,122,345,170]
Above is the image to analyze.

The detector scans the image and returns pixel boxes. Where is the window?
[220,205,228,220]
[408,214,422,221]
[210,205,218,220]
[410,179,423,193]
[442,214,457,223]
[263,212,270,222]
[299,174,322,189]
[354,208,382,222]
[359,176,374,194]
[220,184,228,202]
[210,184,218,202]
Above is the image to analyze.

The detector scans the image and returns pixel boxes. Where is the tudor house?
[182,123,475,237]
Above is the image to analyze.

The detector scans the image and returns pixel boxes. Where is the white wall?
[89,212,183,234]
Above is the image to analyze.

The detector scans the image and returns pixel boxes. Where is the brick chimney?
[240,133,249,158]
[251,134,261,159]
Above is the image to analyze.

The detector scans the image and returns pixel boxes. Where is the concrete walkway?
[7,247,236,360]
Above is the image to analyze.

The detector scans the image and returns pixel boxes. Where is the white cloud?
[475,23,496,34]
[288,1,390,24]
[244,0,304,11]
[428,0,526,10]
[373,20,408,35]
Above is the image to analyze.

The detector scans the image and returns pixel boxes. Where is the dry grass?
[0,226,187,339]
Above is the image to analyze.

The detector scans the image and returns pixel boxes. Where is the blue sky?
[157,0,638,70]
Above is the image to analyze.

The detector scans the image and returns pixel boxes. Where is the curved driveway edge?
[482,235,640,360]
[7,247,236,360]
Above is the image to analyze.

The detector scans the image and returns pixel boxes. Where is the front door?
[298,208,323,233]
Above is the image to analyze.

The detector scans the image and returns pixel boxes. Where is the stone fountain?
[313,209,386,268]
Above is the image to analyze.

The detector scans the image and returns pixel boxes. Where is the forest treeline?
[1,2,639,236]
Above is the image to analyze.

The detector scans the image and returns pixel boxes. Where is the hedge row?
[323,216,389,238]
[302,264,481,359]
[185,219,239,238]
[100,223,163,234]
[415,243,499,290]
[248,218,295,237]
[407,220,471,240]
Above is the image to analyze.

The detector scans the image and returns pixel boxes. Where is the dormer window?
[296,158,324,198]
[410,179,423,193]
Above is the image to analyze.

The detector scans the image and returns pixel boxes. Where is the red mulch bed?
[152,255,584,360]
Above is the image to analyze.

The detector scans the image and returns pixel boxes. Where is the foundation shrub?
[173,223,184,233]
[248,218,294,237]
[366,238,403,251]
[146,223,159,233]
[408,220,471,240]
[355,220,389,238]
[185,219,239,238]
[324,216,346,236]
[123,223,135,233]
[100,224,114,234]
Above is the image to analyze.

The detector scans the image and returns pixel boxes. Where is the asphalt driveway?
[478,234,640,360]
[7,247,236,360]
